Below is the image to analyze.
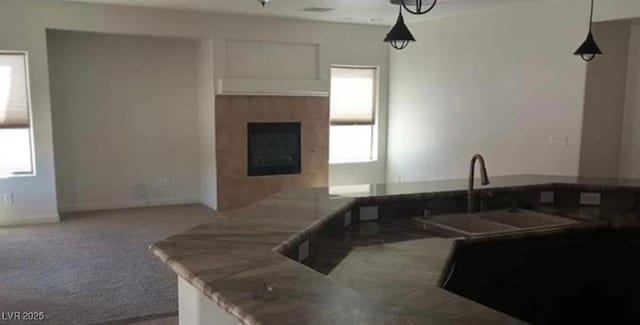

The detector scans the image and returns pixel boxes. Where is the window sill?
[330,160,378,166]
[0,172,36,180]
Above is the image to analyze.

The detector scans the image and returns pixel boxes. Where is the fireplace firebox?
[247,122,301,177]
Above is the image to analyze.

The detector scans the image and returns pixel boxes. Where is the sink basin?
[425,214,518,235]
[413,209,581,237]
[479,210,579,228]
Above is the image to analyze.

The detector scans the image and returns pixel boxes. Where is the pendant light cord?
[588,0,595,31]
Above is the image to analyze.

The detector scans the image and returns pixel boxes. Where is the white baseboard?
[59,197,201,213]
[0,213,60,227]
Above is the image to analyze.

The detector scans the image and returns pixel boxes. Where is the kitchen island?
[150,175,640,324]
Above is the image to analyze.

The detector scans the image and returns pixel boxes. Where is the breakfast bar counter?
[149,175,640,324]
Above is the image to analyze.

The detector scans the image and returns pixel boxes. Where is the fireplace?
[216,96,328,210]
[247,122,301,176]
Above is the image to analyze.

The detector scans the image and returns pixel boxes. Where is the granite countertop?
[149,175,640,325]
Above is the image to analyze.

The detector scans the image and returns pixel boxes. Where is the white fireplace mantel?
[217,78,329,97]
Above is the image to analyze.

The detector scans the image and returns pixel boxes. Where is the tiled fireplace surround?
[216,95,329,210]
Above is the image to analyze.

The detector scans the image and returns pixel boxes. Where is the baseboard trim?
[59,198,201,213]
[0,213,60,227]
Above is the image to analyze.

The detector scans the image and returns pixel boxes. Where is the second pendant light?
[384,5,416,50]
[385,0,438,50]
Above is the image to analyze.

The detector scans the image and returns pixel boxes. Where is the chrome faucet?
[468,154,490,213]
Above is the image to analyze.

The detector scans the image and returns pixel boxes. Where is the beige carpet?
[0,204,217,325]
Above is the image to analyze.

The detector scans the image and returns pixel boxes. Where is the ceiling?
[65,0,541,25]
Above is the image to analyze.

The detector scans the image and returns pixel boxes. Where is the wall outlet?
[156,177,172,189]
[549,135,568,147]
[580,192,601,206]
[360,206,379,221]
[298,240,309,262]
[73,181,82,195]
[344,211,352,228]
[3,193,14,205]
[133,184,147,198]
[360,206,378,221]
[540,191,555,204]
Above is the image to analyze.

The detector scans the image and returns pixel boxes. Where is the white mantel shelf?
[217,78,329,97]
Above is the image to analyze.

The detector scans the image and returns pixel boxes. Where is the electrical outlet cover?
[3,193,14,205]
[360,206,379,221]
[73,182,82,194]
[580,192,601,206]
[540,191,555,204]
[550,135,568,147]
[298,240,309,262]
[344,212,352,228]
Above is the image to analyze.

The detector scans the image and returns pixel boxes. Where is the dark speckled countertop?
[150,175,640,325]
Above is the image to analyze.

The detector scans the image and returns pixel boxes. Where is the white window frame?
[329,65,380,165]
[0,50,36,178]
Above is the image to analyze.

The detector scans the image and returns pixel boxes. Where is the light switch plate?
[540,191,555,204]
[359,206,379,221]
[344,212,352,228]
[298,240,309,262]
[580,192,601,206]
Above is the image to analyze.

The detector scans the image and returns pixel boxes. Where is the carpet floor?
[0,204,217,325]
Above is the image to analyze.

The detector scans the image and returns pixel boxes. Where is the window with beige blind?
[329,66,378,163]
[0,52,34,177]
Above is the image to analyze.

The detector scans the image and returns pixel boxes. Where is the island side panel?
[178,277,242,325]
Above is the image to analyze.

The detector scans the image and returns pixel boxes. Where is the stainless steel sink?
[413,209,581,237]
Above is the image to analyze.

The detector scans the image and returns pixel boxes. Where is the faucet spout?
[468,154,490,213]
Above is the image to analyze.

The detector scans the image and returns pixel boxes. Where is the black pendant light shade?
[574,31,603,61]
[257,0,270,7]
[400,0,437,16]
[384,8,416,50]
[574,0,603,62]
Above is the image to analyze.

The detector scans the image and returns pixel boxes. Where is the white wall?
[619,23,640,178]
[0,0,389,224]
[198,39,217,209]
[0,1,59,225]
[579,21,631,178]
[386,0,640,183]
[47,30,201,212]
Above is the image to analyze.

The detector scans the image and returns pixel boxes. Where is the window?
[329,66,378,164]
[0,52,34,177]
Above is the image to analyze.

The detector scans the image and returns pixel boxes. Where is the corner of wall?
[197,38,218,210]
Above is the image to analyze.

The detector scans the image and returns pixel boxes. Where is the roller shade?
[0,53,30,129]
[330,67,376,125]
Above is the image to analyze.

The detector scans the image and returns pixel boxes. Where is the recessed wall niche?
[224,39,319,80]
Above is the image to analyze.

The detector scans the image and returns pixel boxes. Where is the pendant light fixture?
[257,0,270,7]
[384,5,416,50]
[400,0,437,16]
[574,0,603,61]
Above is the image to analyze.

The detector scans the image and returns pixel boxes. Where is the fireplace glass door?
[247,122,301,176]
